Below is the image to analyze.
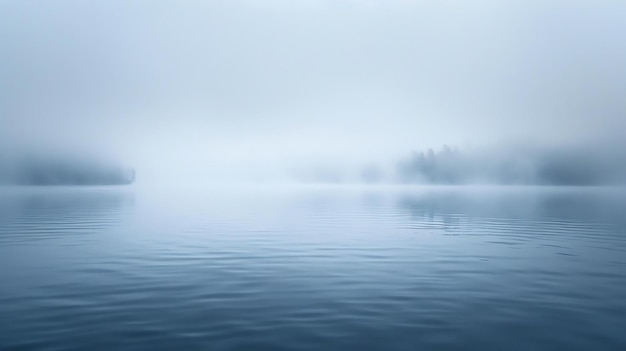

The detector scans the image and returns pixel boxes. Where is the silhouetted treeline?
[0,153,135,185]
[395,144,626,185]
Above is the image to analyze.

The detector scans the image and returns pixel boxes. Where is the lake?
[1,185,625,350]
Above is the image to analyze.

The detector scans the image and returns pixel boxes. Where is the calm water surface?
[1,186,626,350]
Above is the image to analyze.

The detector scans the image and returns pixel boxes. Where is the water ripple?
[1,187,626,350]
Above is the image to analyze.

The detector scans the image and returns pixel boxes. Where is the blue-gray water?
[1,186,626,350]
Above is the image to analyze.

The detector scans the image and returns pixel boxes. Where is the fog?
[1,0,625,184]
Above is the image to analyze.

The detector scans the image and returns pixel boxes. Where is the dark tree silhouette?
[396,144,626,185]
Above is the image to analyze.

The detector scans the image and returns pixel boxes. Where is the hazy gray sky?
[1,0,625,180]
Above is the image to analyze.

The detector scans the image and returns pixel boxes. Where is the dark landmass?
[0,154,135,185]
[394,144,626,186]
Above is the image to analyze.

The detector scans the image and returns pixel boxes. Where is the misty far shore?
[245,142,626,187]
[1,142,625,187]
[0,153,135,186]
[377,144,626,186]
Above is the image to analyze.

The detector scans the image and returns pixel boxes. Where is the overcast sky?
[1,0,625,180]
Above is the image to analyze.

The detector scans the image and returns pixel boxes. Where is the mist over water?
[2,1,626,350]
[2,0,626,184]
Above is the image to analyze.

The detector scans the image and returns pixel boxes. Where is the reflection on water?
[1,186,625,350]
[398,187,626,223]
[0,188,134,249]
